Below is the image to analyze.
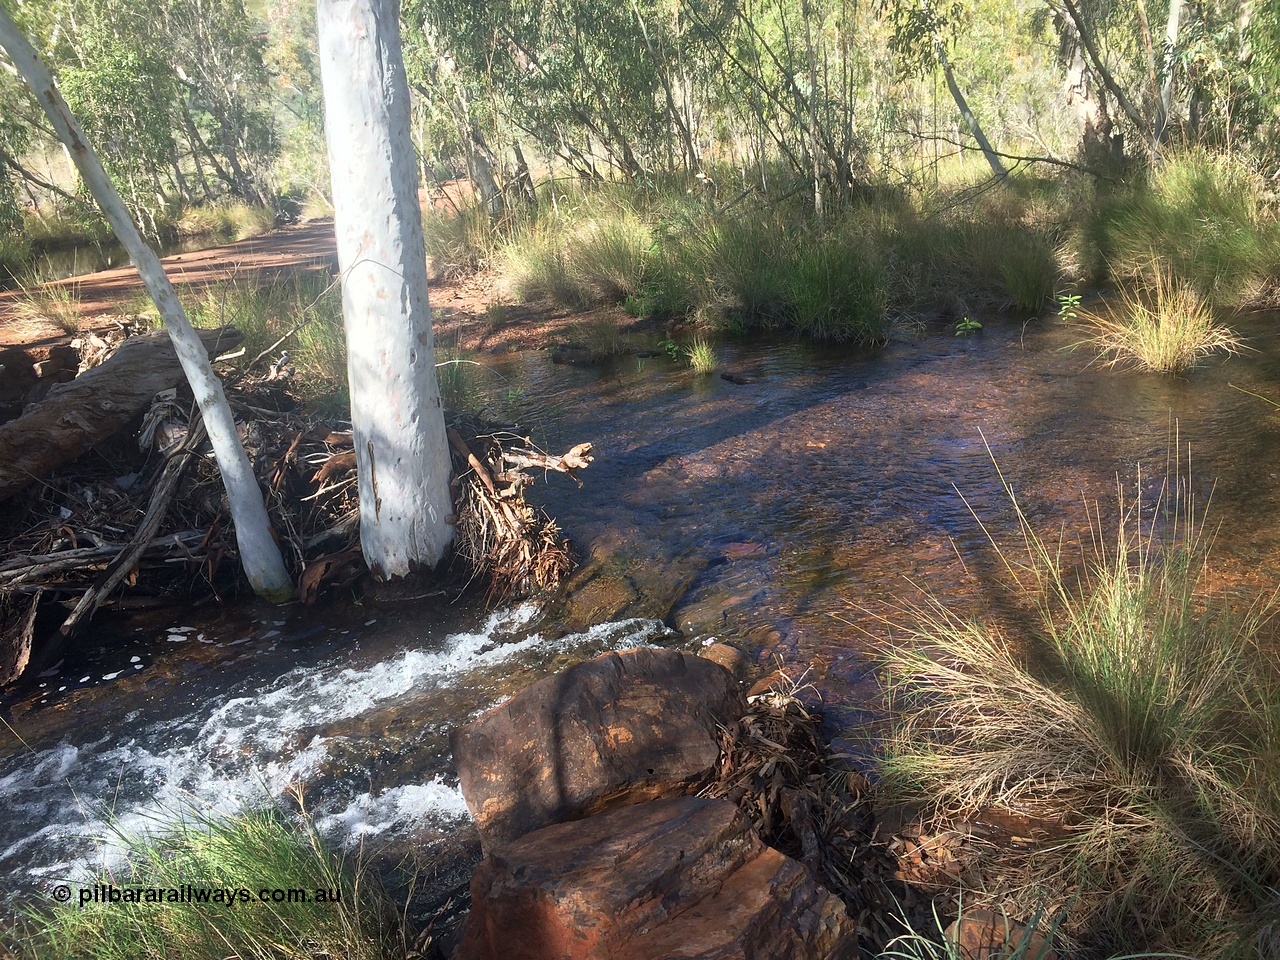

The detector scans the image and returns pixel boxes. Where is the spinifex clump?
[879,459,1280,959]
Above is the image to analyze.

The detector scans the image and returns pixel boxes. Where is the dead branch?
[447,427,498,496]
[57,417,209,640]
[500,442,594,484]
[0,531,206,589]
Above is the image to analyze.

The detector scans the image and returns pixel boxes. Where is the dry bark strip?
[0,589,41,686]
[0,327,242,504]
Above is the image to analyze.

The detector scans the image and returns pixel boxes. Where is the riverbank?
[2,171,1278,958]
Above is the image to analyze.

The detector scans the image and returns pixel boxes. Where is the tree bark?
[1154,0,1184,147]
[0,7,295,603]
[934,34,1007,179]
[1061,0,1149,141]
[799,0,826,215]
[317,0,454,578]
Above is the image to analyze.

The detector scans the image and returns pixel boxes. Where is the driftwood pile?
[448,424,590,599]
[0,323,591,687]
[700,677,940,954]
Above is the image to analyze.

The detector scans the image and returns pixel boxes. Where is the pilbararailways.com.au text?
[69,884,342,907]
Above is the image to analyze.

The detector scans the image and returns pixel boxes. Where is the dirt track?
[0,216,657,354]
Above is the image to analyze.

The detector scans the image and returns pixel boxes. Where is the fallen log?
[0,327,242,504]
[0,531,206,590]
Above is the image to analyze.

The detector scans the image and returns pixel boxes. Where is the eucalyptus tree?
[317,0,454,577]
[886,0,1007,178]
[38,0,181,226]
[402,0,723,188]
[4,0,279,226]
[158,0,278,206]
[1047,0,1274,163]
[0,4,295,601]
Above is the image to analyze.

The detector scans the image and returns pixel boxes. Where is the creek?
[2,311,1280,908]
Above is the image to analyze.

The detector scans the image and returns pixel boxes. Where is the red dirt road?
[0,216,653,355]
[0,219,340,348]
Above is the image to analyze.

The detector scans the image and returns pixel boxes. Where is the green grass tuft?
[498,204,652,308]
[685,336,716,374]
[177,202,276,242]
[1090,150,1280,308]
[17,804,405,960]
[424,203,501,279]
[564,211,652,304]
[878,460,1280,959]
[185,274,347,407]
[786,229,887,343]
[1075,264,1243,372]
[10,272,84,333]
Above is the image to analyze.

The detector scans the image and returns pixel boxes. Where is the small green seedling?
[954,316,982,336]
[658,337,681,360]
[1057,292,1082,321]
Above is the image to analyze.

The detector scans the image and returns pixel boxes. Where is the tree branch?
[897,129,1120,180]
[1059,0,1149,139]
[0,143,79,202]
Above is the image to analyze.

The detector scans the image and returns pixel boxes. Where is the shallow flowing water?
[3,311,1280,908]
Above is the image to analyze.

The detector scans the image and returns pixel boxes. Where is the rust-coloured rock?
[452,647,745,851]
[945,909,1059,960]
[701,641,754,681]
[457,796,857,960]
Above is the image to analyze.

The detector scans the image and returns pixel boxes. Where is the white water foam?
[0,609,670,888]
[317,778,472,843]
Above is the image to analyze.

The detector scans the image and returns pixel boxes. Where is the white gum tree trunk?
[1154,0,1185,147]
[316,0,454,578]
[0,7,295,602]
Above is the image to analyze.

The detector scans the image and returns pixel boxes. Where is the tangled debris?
[446,421,590,599]
[701,674,974,955]
[0,321,591,687]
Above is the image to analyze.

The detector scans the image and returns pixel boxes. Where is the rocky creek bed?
[3,226,1280,956]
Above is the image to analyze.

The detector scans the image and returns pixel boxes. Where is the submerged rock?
[945,908,1060,960]
[452,646,744,851]
[456,795,857,960]
[700,640,754,681]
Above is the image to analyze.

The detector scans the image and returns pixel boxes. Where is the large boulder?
[456,795,857,960]
[452,647,745,851]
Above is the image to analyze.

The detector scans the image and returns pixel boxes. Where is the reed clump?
[1089,149,1280,309]
[878,466,1280,959]
[484,171,1068,348]
[1075,263,1243,372]
[176,202,276,242]
[9,273,83,333]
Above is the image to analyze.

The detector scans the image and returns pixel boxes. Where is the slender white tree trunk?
[0,7,295,602]
[1154,0,1185,147]
[316,0,454,578]
[934,37,1007,179]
